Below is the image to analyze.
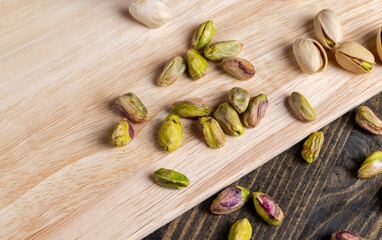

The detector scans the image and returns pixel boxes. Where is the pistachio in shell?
[335,41,375,74]
[191,20,215,51]
[228,87,250,114]
[314,9,343,49]
[293,38,328,74]
[197,117,225,148]
[187,49,209,80]
[377,27,382,62]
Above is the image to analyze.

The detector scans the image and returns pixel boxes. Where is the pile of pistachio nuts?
[293,9,382,74]
[114,4,382,239]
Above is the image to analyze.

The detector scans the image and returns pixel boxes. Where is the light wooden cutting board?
[1,0,382,239]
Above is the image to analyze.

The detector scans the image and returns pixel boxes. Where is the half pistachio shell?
[293,38,328,74]
[377,27,382,62]
[335,41,375,74]
[314,9,343,49]
[358,151,382,179]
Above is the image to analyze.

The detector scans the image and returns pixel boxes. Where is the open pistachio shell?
[293,38,327,74]
[377,27,382,62]
[314,9,343,49]
[335,41,375,74]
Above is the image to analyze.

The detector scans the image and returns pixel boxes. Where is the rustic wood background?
[1,0,382,239]
[146,94,382,239]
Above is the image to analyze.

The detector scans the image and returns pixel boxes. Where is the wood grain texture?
[146,94,382,240]
[1,0,382,239]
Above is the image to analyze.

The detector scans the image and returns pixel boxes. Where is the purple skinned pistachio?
[210,186,249,214]
[253,192,284,225]
[331,231,366,240]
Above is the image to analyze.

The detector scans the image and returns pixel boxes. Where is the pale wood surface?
[1,0,382,239]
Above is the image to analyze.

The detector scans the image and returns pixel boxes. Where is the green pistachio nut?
[154,168,190,189]
[213,102,244,136]
[228,218,252,240]
[115,92,149,123]
[253,192,284,225]
[358,151,382,179]
[355,106,382,135]
[197,117,225,148]
[204,40,243,61]
[111,120,134,147]
[301,132,324,163]
[187,49,209,80]
[157,56,186,86]
[228,87,250,114]
[330,231,366,240]
[222,57,256,80]
[171,97,210,119]
[210,186,249,214]
[159,114,183,152]
[242,94,268,128]
[191,20,215,51]
[288,91,316,122]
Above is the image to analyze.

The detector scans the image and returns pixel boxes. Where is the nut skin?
[158,114,183,152]
[330,231,366,240]
[301,132,324,163]
[288,92,316,122]
[222,57,255,80]
[197,117,225,148]
[191,20,215,51]
[157,56,186,86]
[204,40,243,61]
[154,168,190,189]
[335,41,375,74]
[213,102,244,136]
[129,0,172,28]
[171,98,210,119]
[111,120,134,147]
[242,94,268,128]
[228,87,250,114]
[228,218,252,240]
[355,106,382,135]
[253,192,284,226]
[314,9,343,49]
[358,151,382,179]
[293,38,328,74]
[115,92,149,123]
[187,49,209,80]
[377,27,382,62]
[210,186,249,214]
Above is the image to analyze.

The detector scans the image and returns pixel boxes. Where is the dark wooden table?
[145,94,382,240]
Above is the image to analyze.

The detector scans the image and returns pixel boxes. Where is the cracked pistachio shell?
[242,94,268,128]
[302,132,324,163]
[330,231,366,240]
[228,87,250,114]
[157,56,186,86]
[355,106,382,135]
[222,57,256,80]
[129,0,172,28]
[335,41,375,74]
[288,92,316,122]
[210,186,249,214]
[197,117,225,148]
[191,20,215,51]
[377,28,382,62]
[187,49,208,80]
[293,38,327,74]
[154,168,189,189]
[314,9,343,49]
[213,102,244,136]
[159,114,183,152]
[253,192,284,226]
[228,218,252,240]
[171,97,210,119]
[204,40,243,61]
[115,92,149,123]
[111,120,134,147]
[358,151,382,179]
